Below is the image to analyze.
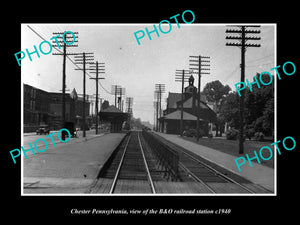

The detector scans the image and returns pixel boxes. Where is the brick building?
[23,84,90,132]
[23,84,55,132]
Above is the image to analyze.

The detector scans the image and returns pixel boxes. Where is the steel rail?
[180,149,255,194]
[109,134,131,194]
[178,162,216,193]
[138,132,156,194]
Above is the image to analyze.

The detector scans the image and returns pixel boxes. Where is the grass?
[181,136,275,168]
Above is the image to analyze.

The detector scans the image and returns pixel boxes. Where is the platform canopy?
[99,106,128,121]
[99,106,128,132]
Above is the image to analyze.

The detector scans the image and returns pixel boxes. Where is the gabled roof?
[100,105,123,113]
[167,92,182,109]
[99,105,128,122]
[161,110,203,121]
[167,92,208,109]
[179,97,211,110]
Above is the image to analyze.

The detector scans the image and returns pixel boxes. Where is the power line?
[246,62,274,68]
[26,25,113,95]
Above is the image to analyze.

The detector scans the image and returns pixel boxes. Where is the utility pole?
[226,25,261,154]
[111,85,121,108]
[175,70,190,136]
[52,31,78,140]
[126,97,133,114]
[155,84,165,132]
[189,55,210,141]
[156,101,159,131]
[126,97,133,130]
[118,87,126,111]
[153,101,158,131]
[88,61,105,134]
[74,52,94,137]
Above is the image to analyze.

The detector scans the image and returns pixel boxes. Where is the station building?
[159,75,217,135]
[99,105,128,133]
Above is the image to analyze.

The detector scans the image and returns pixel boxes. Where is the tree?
[244,73,274,137]
[101,100,109,111]
[262,98,274,136]
[219,91,240,129]
[207,74,274,138]
[203,80,231,136]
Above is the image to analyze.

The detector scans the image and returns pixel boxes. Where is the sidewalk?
[155,132,274,192]
[23,132,126,194]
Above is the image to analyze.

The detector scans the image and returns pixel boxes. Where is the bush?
[226,128,239,140]
[254,132,264,141]
[183,129,205,138]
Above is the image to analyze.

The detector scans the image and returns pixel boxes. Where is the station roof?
[167,92,208,109]
[100,105,124,113]
[160,110,203,121]
[99,105,128,122]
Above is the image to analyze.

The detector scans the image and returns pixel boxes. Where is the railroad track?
[101,131,157,194]
[150,132,271,194]
[89,131,271,194]
[178,149,255,193]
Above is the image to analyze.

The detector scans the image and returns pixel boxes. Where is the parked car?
[63,122,76,137]
[36,125,50,135]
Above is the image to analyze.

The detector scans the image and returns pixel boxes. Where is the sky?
[21,23,275,124]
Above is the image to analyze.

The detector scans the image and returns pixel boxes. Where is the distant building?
[99,105,128,133]
[159,75,217,135]
[23,84,90,132]
[23,84,55,132]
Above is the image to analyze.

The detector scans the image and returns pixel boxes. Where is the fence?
[142,130,179,180]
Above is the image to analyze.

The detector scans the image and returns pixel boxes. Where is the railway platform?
[23,132,126,194]
[154,132,274,193]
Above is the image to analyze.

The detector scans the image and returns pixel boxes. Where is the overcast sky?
[21,24,275,124]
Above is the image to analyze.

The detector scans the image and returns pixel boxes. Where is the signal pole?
[118,87,126,111]
[153,101,158,131]
[155,84,165,132]
[175,70,190,136]
[74,52,94,137]
[88,61,105,134]
[126,97,133,129]
[52,31,78,140]
[189,55,210,141]
[226,25,261,154]
[111,85,121,108]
